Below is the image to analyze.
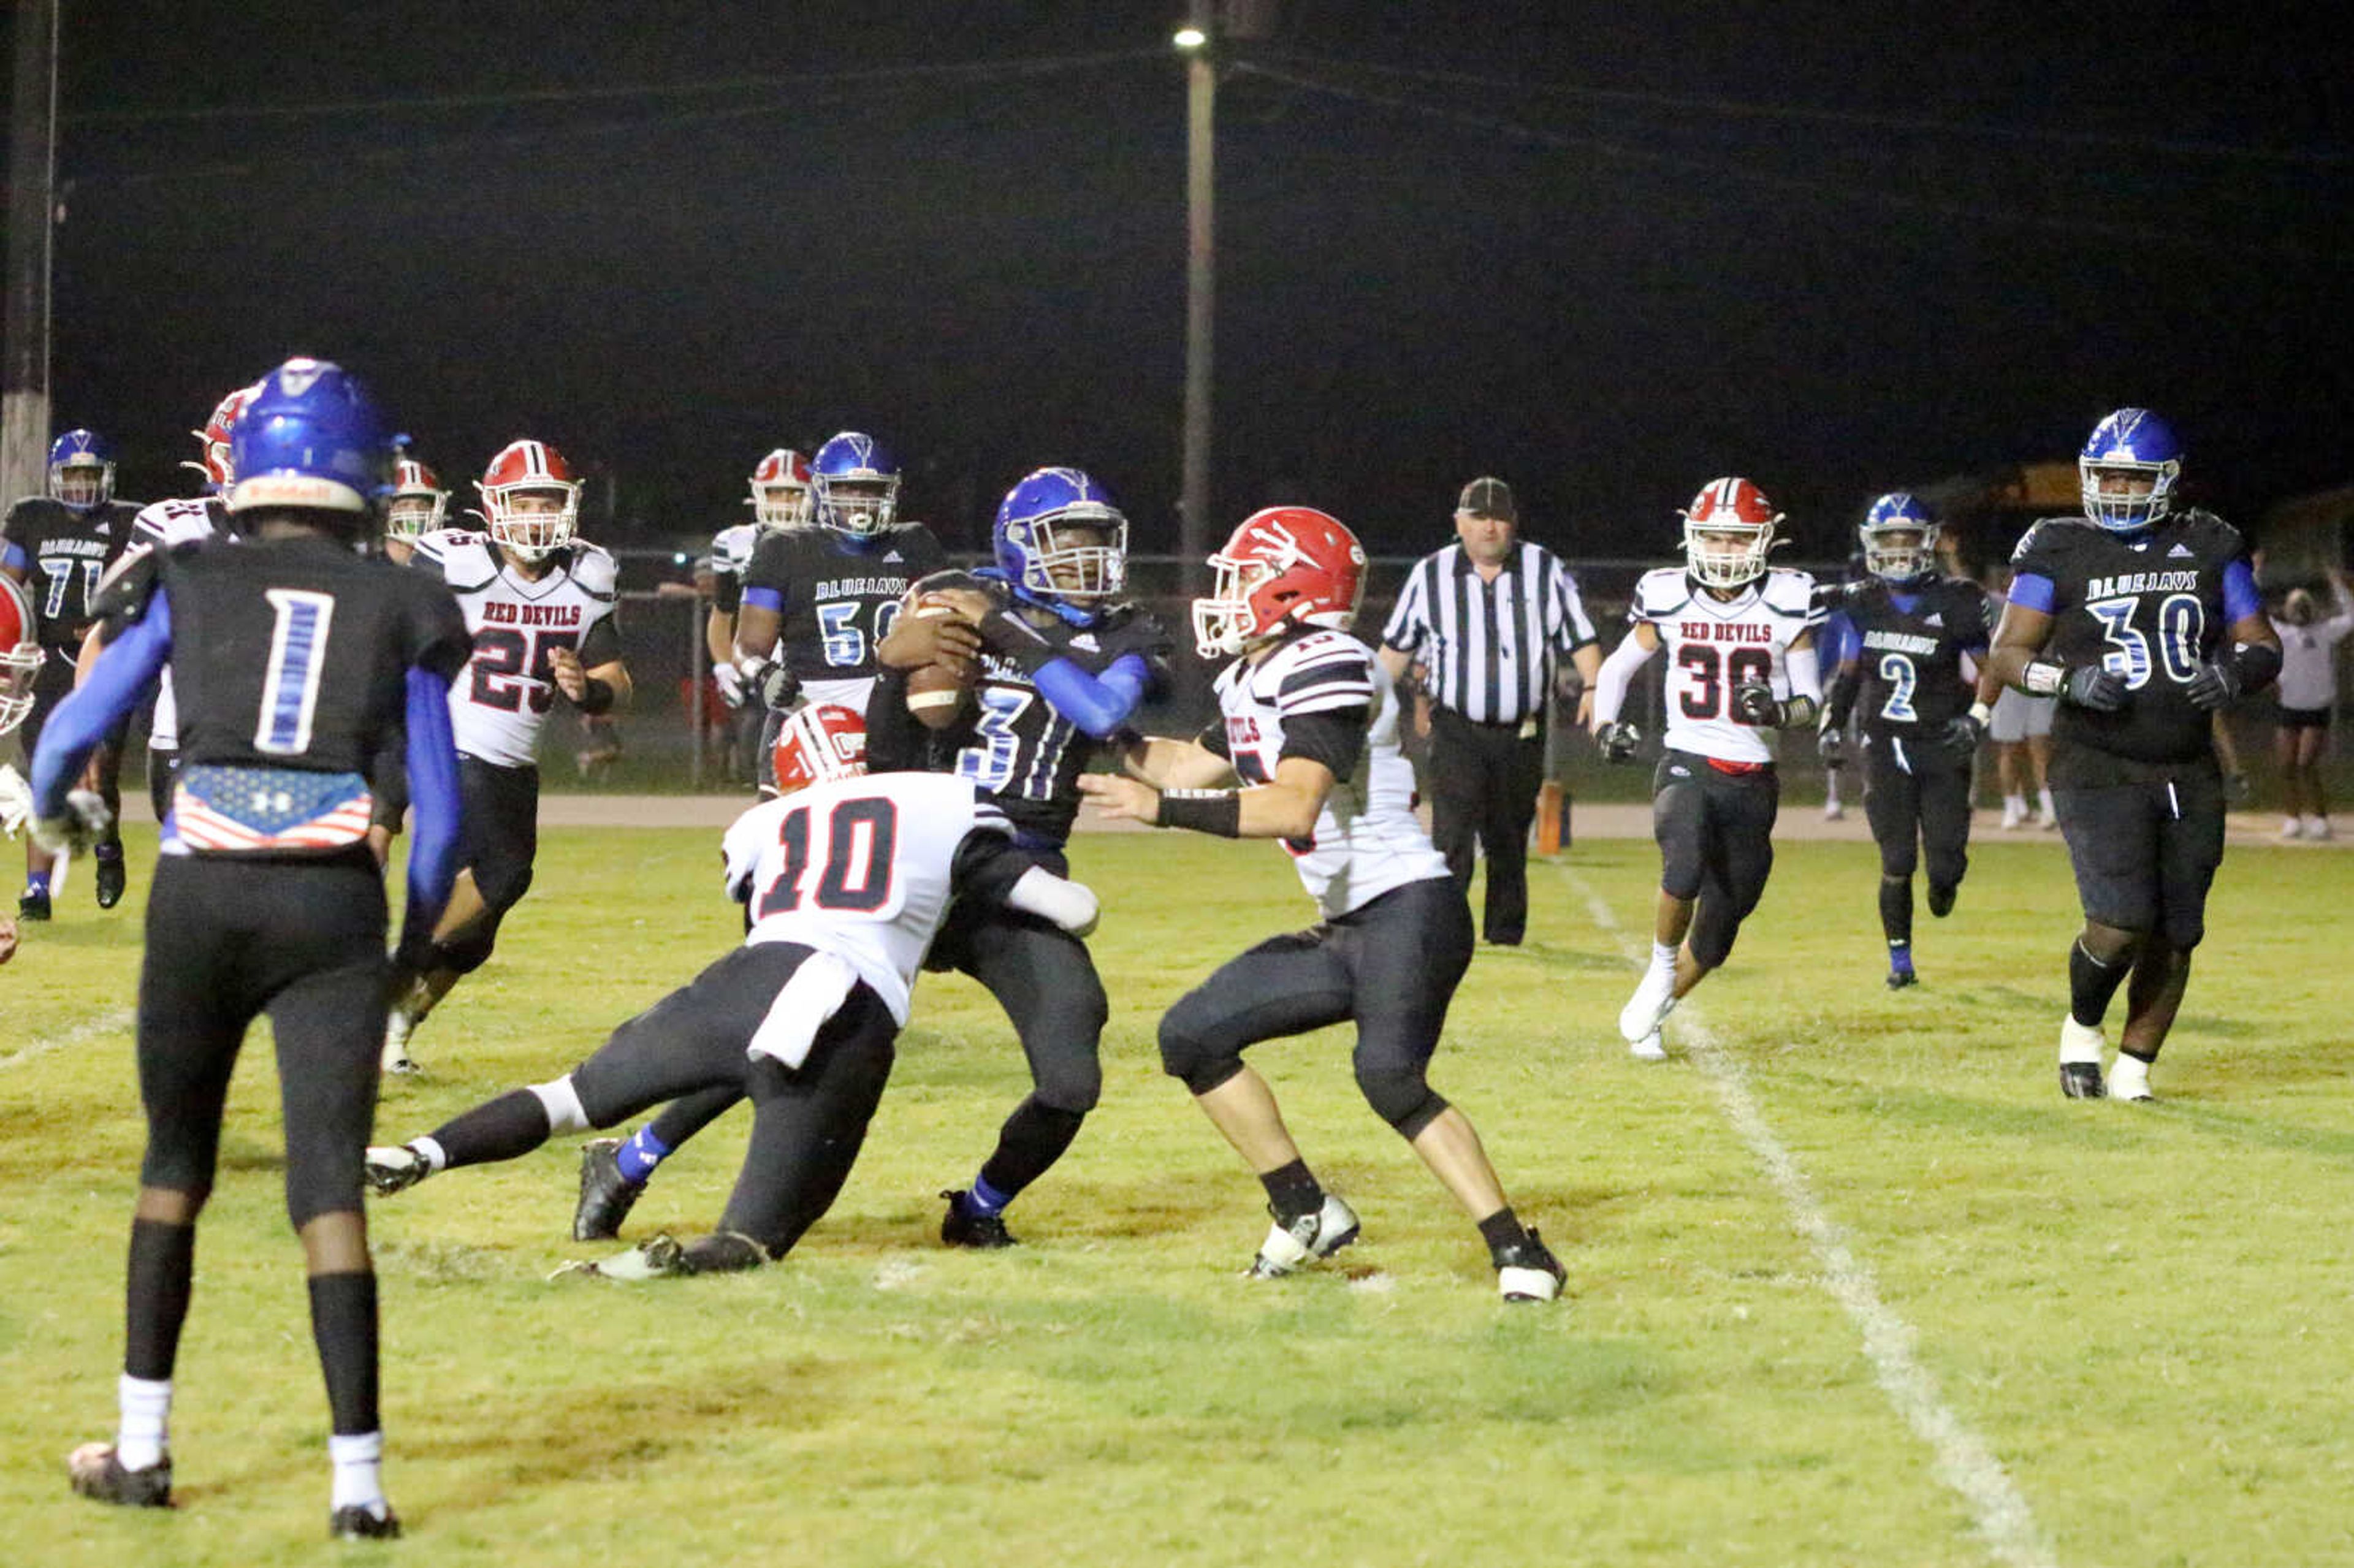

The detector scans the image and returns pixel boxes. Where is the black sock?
[1476,1206,1528,1261]
[977,1097,1088,1201]
[124,1218,197,1382]
[307,1271,381,1436]
[1878,877,1913,948]
[431,1088,555,1170]
[2069,940,2133,1029]
[1259,1159,1324,1224]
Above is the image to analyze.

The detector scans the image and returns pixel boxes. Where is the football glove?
[1815,726,1848,766]
[0,764,31,839]
[712,661,747,709]
[1596,720,1642,764]
[1940,711,1986,758]
[31,788,113,857]
[741,657,799,711]
[2184,659,2239,712]
[2060,664,2128,712]
[1730,680,1783,727]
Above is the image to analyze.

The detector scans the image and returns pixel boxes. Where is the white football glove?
[32,787,114,857]
[0,765,31,839]
[712,661,747,709]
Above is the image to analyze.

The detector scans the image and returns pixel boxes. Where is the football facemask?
[1191,506,1366,659]
[478,440,582,562]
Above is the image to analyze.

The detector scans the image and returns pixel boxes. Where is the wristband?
[577,676,616,715]
[1780,694,1819,731]
[1968,699,1995,726]
[1156,788,1241,837]
[2022,661,2065,696]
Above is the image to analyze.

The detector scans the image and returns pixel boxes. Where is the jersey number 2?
[758,797,899,917]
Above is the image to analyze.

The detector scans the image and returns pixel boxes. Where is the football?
[905,598,978,729]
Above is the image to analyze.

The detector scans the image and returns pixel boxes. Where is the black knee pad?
[1157,1005,1244,1097]
[1354,1061,1446,1138]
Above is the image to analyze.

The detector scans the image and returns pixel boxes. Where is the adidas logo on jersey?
[1070,633,1100,651]
[882,549,904,562]
[1924,612,1943,627]
[2167,543,2194,558]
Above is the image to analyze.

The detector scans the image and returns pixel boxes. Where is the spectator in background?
[2270,567,2353,839]
[1377,478,1601,945]
[1986,565,2058,829]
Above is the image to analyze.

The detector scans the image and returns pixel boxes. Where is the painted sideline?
[1566,865,2058,1568]
[0,1008,136,1072]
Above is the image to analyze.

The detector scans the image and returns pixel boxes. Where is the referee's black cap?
[1457,476,1517,522]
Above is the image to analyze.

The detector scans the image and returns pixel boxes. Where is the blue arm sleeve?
[741,587,783,614]
[2222,559,2262,625]
[2006,573,2057,614]
[401,666,463,933]
[31,594,171,815]
[1,542,26,573]
[1034,652,1153,739]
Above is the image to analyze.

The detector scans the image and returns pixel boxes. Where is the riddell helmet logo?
[276,359,326,398]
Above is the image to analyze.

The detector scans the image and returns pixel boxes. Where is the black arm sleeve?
[1277,707,1368,783]
[861,666,934,774]
[948,828,1045,910]
[1823,663,1862,731]
[578,612,622,668]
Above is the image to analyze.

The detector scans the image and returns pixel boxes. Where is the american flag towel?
[171,764,374,854]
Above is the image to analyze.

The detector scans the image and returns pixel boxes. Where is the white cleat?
[1247,1193,1360,1278]
[2280,816,2306,840]
[2303,815,2333,842]
[1618,963,1678,1045]
[1628,1032,1666,1062]
[1822,799,1845,822]
[1999,800,2025,831]
[2108,1053,2154,1102]
[363,1143,432,1195]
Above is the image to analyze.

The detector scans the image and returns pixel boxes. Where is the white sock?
[1649,941,1678,972]
[2110,1053,2150,1094]
[329,1429,387,1513]
[2038,787,2056,814]
[116,1374,171,1471]
[2004,793,2025,813]
[412,1136,449,1173]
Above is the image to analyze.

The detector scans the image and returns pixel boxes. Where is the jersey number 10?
[758,797,900,918]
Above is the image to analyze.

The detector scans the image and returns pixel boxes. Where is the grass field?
[2,821,2351,1567]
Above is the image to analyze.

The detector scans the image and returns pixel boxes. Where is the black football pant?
[434,943,899,1258]
[1426,707,1547,944]
[22,650,129,843]
[1158,877,1472,1138]
[2052,763,2226,950]
[1652,751,1780,970]
[433,756,539,973]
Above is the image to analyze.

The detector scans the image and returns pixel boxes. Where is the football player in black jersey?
[727,430,945,778]
[574,468,1173,1250]
[1815,494,1992,989]
[1981,410,2279,1102]
[30,360,471,1538]
[3,429,141,915]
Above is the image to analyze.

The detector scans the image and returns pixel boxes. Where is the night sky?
[10,1,2348,563]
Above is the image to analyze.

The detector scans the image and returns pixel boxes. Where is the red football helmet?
[1192,506,1368,658]
[182,382,262,492]
[771,703,870,794]
[748,448,812,530]
[1680,477,1781,589]
[476,439,581,561]
[1,573,42,737]
[386,457,450,539]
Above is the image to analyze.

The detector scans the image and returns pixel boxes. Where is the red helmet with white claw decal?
[1679,476,1781,590]
[1,573,42,737]
[476,440,582,562]
[183,383,264,492]
[748,448,812,530]
[1191,506,1368,658]
[771,703,870,794]
[386,457,450,539]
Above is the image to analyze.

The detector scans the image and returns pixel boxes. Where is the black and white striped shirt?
[1380,541,1598,724]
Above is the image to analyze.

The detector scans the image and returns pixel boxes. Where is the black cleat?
[67,1443,172,1508]
[573,1138,646,1242]
[1886,967,1919,991]
[330,1502,402,1540]
[939,1189,1018,1249]
[94,845,128,909]
[19,885,51,921]
[1927,881,1957,918]
[2060,1062,2107,1100]
[1495,1227,1568,1303]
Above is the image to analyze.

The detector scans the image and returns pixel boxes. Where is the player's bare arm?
[1981,601,2055,698]
[875,604,981,672]
[547,645,632,711]
[1111,734,1236,790]
[1080,753,1332,840]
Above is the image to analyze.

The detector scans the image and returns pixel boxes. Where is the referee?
[1378,477,1601,945]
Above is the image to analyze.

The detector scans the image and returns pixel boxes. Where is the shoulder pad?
[1634,566,1688,611]
[1762,568,1819,617]
[565,540,620,596]
[132,497,220,546]
[413,528,499,588]
[2175,508,2244,551]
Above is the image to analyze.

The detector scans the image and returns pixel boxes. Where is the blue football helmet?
[227,357,390,522]
[2079,408,2181,532]
[809,431,899,539]
[47,429,115,512]
[1858,492,1937,582]
[995,467,1128,622]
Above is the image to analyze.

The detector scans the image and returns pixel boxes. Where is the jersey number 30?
[1677,644,1775,720]
[758,797,899,917]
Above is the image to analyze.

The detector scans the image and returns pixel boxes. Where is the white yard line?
[0,1008,135,1071]
[1567,867,2056,1568]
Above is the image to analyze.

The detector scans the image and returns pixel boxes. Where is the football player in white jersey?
[377,439,633,1071]
[364,706,1102,1277]
[1080,506,1566,1303]
[705,449,808,782]
[379,455,449,569]
[1588,478,1825,1059]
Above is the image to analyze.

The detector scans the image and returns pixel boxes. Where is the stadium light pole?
[2,0,61,507]
[1176,12,1214,603]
